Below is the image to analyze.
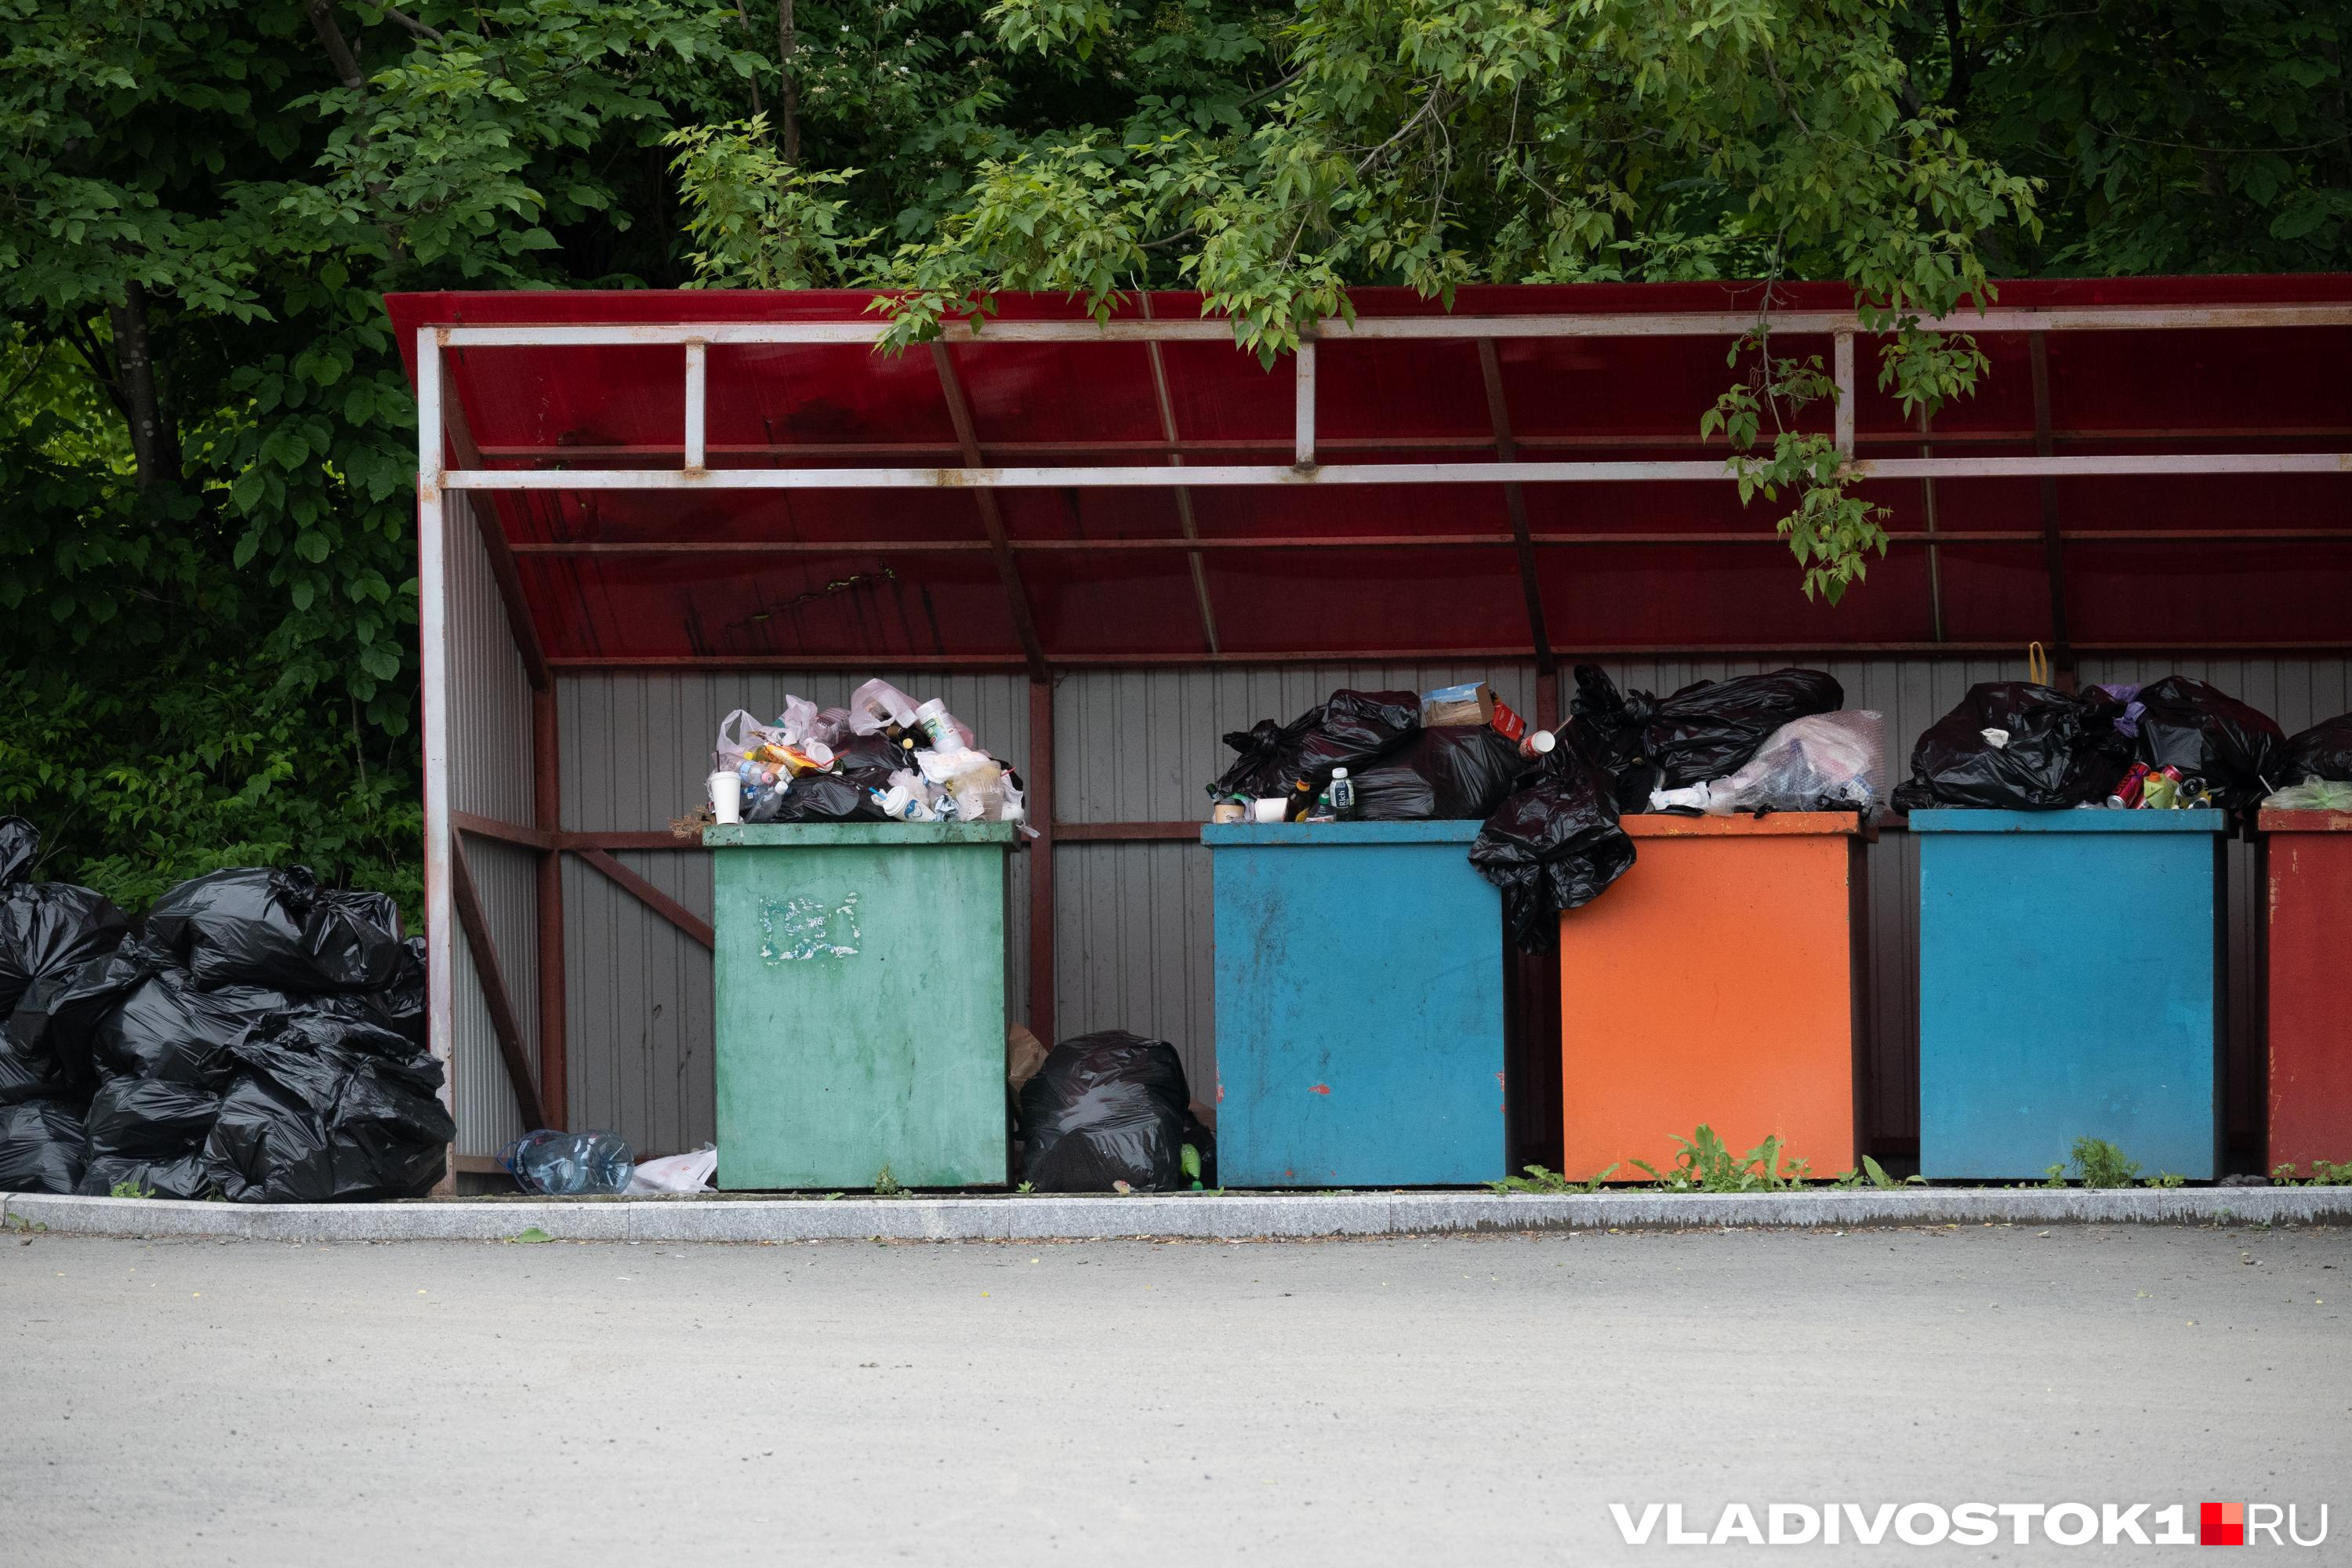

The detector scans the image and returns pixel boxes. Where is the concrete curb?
[5,1185,2349,1243]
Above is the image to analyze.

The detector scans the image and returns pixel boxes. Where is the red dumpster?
[2262,809,2352,1176]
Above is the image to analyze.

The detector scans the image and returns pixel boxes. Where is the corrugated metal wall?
[443,494,542,1157]
[546,657,2350,1165]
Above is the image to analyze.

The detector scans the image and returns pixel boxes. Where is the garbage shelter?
[389,278,2352,1189]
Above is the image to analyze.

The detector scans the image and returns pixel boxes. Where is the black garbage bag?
[1018,1030,1199,1192]
[2284,713,2352,784]
[206,1014,453,1203]
[748,771,889,823]
[1207,690,1422,803]
[0,817,130,1027]
[9,935,172,1092]
[1568,667,1844,810]
[1889,682,2130,812]
[0,1098,88,1194]
[85,1078,224,1160]
[93,964,292,1088]
[1470,750,1639,953]
[1352,726,1528,822]
[2129,676,2287,810]
[0,1022,49,1105]
[78,1152,218,1201]
[147,867,405,993]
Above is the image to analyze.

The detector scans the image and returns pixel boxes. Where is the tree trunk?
[107,283,179,492]
[777,0,801,165]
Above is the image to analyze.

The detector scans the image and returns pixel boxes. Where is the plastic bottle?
[1328,767,1356,818]
[1289,780,1314,820]
[913,698,963,752]
[502,1129,633,1196]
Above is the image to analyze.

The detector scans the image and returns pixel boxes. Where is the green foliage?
[873,1161,907,1196]
[1632,1124,1812,1192]
[2144,1171,2187,1189]
[107,1179,157,1200]
[1831,1154,1925,1189]
[2063,1136,2142,1189]
[1488,1163,1617,1196]
[2271,1159,2352,1187]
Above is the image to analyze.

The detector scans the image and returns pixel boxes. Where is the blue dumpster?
[1913,809,2228,1180]
[1204,821,1504,1186]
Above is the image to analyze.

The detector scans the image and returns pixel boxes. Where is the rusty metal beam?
[1478,339,1557,678]
[434,357,552,692]
[448,836,548,1131]
[2029,332,2077,689]
[929,342,1050,682]
[507,526,2352,558]
[435,303,2352,350]
[1138,293,1221,655]
[571,847,715,949]
[452,810,557,851]
[1027,680,1055,1047]
[532,685,567,1132]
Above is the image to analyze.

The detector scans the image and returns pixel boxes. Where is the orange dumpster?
[1557,814,1864,1182]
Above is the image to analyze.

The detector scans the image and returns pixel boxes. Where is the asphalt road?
[4,1223,2346,1565]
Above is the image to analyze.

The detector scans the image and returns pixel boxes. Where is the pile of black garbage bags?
[1015,1029,1215,1192]
[1889,675,2303,812]
[0,818,451,1200]
[1207,666,1857,950]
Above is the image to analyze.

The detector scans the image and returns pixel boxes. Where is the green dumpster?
[704,822,1016,1189]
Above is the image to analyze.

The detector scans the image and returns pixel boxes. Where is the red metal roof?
[387,278,2352,666]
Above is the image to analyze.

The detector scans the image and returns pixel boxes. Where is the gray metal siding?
[443,493,540,1157]
[553,656,2351,1166]
[557,671,1031,1156]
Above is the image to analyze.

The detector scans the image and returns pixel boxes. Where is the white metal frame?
[412,301,2352,1119]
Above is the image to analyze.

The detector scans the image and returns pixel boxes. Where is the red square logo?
[2201,1502,2245,1545]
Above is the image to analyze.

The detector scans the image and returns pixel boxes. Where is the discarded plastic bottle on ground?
[500,1129,633,1196]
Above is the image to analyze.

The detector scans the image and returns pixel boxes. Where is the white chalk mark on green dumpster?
[759,891,862,962]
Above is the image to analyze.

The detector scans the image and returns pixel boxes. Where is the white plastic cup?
[708,770,743,825]
[1250,796,1288,824]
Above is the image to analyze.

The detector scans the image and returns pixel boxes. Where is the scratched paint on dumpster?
[758,891,862,963]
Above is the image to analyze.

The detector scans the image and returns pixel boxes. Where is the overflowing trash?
[1470,747,1639,950]
[1207,688,1425,820]
[1891,683,2132,811]
[707,679,1027,828]
[1351,725,1527,822]
[1569,666,1845,812]
[2282,712,2352,785]
[1649,711,1886,816]
[2264,779,2352,811]
[0,821,448,1201]
[2117,677,2285,811]
[1017,1030,1214,1192]
[1892,675,2291,815]
[502,1127,634,1196]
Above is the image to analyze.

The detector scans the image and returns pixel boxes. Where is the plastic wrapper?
[1352,726,1528,822]
[2127,676,2285,811]
[2263,779,2352,811]
[1018,1031,1206,1192]
[846,678,921,736]
[1569,666,1845,809]
[499,1128,633,1196]
[207,1015,454,1203]
[0,1098,88,1194]
[1889,683,2129,812]
[628,1144,717,1195]
[147,867,405,993]
[1650,712,1886,815]
[2284,713,2352,784]
[1470,750,1639,953]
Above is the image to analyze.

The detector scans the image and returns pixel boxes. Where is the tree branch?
[380,3,445,42]
[776,0,801,165]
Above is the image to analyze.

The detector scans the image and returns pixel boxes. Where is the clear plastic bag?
[2263,779,2352,811]
[500,1128,633,1196]
[627,1143,717,1195]
[846,679,920,736]
[1650,711,1886,815]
